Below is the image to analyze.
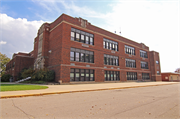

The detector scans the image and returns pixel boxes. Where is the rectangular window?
[80,69,85,81]
[70,69,94,82]
[71,28,94,45]
[86,36,89,44]
[90,37,93,45]
[157,71,160,75]
[81,34,85,43]
[125,45,135,55]
[103,38,118,51]
[71,32,75,41]
[156,61,159,64]
[104,71,107,80]
[86,69,90,81]
[76,33,80,41]
[126,59,136,68]
[142,73,150,80]
[104,71,120,81]
[70,51,74,61]
[112,44,115,50]
[127,72,137,80]
[70,48,94,63]
[109,43,112,50]
[90,70,94,81]
[104,54,119,66]
[140,50,148,58]
[85,54,89,62]
[90,54,94,63]
[106,42,109,49]
[70,69,75,81]
[75,69,80,81]
[103,41,106,48]
[75,52,80,61]
[141,61,148,69]
[80,53,85,62]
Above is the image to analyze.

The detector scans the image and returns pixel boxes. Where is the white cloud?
[101,1,179,72]
[0,41,7,45]
[0,13,44,58]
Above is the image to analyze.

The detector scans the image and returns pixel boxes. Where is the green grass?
[0,84,48,91]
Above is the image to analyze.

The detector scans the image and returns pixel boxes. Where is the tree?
[0,52,11,76]
[175,68,180,73]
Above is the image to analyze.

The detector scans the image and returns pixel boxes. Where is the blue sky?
[0,0,179,72]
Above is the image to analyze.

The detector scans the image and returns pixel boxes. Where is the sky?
[0,0,179,72]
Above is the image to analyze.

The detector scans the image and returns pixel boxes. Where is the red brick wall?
[149,51,161,81]
[6,56,34,81]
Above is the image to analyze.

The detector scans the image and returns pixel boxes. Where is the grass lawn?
[1,84,48,91]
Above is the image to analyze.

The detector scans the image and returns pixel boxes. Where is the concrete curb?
[0,83,176,99]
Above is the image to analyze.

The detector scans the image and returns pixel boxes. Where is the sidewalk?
[0,82,178,99]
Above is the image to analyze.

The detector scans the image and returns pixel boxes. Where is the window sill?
[70,61,95,64]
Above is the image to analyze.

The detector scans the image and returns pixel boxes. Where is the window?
[71,28,94,45]
[85,54,89,62]
[80,53,85,62]
[70,68,94,82]
[81,34,85,43]
[140,50,148,58]
[85,69,90,81]
[90,37,93,45]
[75,69,80,81]
[142,73,150,80]
[70,69,75,81]
[76,33,80,41]
[103,41,106,48]
[126,59,136,68]
[104,54,119,66]
[89,53,94,63]
[141,61,148,69]
[86,36,89,44]
[90,70,94,81]
[75,52,80,61]
[157,71,160,75]
[70,48,94,63]
[71,31,75,41]
[156,61,159,64]
[125,45,135,55]
[80,69,85,81]
[103,38,118,51]
[104,71,107,80]
[70,51,74,61]
[104,71,120,81]
[127,72,137,80]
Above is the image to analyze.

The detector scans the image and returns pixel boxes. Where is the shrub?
[21,68,35,79]
[45,70,55,82]
[1,74,12,82]
[31,68,55,82]
[17,68,28,80]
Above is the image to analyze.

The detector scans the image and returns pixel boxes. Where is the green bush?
[31,68,55,82]
[21,68,35,79]
[1,74,12,82]
[45,70,55,82]
[17,68,28,80]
